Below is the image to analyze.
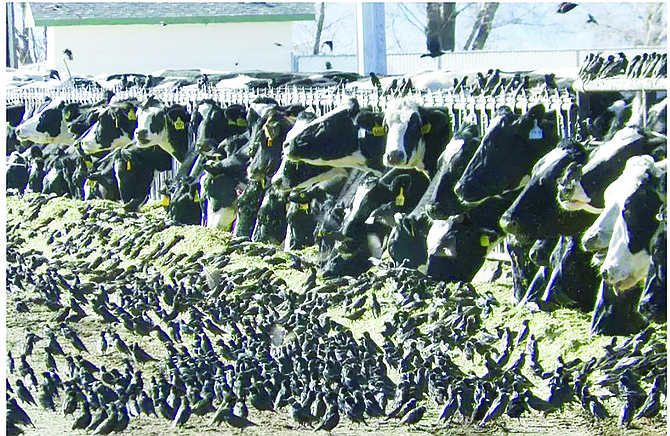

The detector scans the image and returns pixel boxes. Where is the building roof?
[30,2,315,26]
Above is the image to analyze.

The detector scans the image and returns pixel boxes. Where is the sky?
[292,2,667,56]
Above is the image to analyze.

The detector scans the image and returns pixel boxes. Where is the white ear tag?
[529,119,543,140]
[358,128,366,139]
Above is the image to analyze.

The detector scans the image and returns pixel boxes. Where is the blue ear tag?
[529,119,543,140]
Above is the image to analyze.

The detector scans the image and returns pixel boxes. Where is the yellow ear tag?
[372,125,387,137]
[174,117,185,130]
[267,138,274,147]
[86,179,95,187]
[194,191,200,202]
[161,196,170,207]
[64,109,71,122]
[236,118,248,127]
[260,178,266,189]
[299,203,310,211]
[115,116,120,129]
[395,187,405,207]
[126,161,131,171]
[421,123,432,135]
[480,235,490,247]
[127,109,136,121]
[85,160,93,169]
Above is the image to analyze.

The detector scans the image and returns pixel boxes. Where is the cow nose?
[385,149,406,165]
[499,213,518,235]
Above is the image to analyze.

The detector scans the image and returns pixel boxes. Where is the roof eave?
[33,13,315,27]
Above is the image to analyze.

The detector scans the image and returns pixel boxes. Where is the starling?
[72,401,92,430]
[315,403,340,433]
[370,72,382,89]
[15,380,36,406]
[172,397,191,427]
[399,405,425,426]
[587,14,598,24]
[557,2,578,14]
[131,343,158,363]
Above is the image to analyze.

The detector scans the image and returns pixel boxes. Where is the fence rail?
[7,84,579,138]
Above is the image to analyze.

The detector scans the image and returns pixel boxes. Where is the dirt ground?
[5,194,667,436]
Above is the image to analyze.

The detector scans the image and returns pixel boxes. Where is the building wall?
[46,21,294,76]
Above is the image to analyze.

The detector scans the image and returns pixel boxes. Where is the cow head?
[16,98,77,145]
[382,98,450,176]
[135,96,190,162]
[79,100,139,154]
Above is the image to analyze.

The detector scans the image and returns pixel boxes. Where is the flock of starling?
[6,193,667,435]
[578,52,667,81]
[372,69,559,100]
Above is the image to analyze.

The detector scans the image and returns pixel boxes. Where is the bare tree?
[463,2,499,50]
[425,3,456,53]
[313,2,325,55]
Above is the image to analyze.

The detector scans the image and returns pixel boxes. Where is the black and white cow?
[247,107,296,186]
[558,127,666,213]
[284,98,387,176]
[199,147,250,230]
[455,104,559,203]
[583,155,666,292]
[134,95,191,163]
[161,175,202,225]
[16,98,85,145]
[78,99,140,155]
[382,97,451,177]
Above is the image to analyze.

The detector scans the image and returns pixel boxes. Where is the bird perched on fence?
[370,72,382,90]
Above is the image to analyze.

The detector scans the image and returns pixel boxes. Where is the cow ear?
[421,109,450,133]
[354,111,378,130]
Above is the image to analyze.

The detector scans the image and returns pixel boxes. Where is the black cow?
[247,107,296,186]
[638,204,666,323]
[500,139,596,242]
[232,180,265,240]
[455,104,559,203]
[424,188,520,283]
[83,153,121,201]
[162,175,202,225]
[114,144,174,211]
[6,151,28,193]
[251,187,288,245]
[382,97,451,177]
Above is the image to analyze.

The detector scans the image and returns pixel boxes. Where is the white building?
[28,2,315,76]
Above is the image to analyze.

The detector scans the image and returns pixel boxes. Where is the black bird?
[172,397,191,427]
[557,2,578,14]
[370,72,382,90]
[63,48,73,60]
[587,14,598,24]
[399,405,425,426]
[421,33,444,58]
[292,398,318,427]
[478,390,509,427]
[72,400,92,430]
[634,376,662,420]
[23,332,42,356]
[87,405,109,431]
[92,404,118,435]
[131,343,158,363]
[7,397,34,428]
[315,403,340,433]
[323,40,333,51]
[62,325,89,353]
[15,380,36,406]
